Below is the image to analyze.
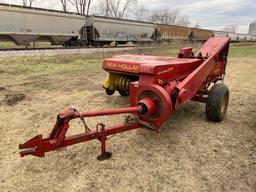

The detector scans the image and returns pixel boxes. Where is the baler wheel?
[118,91,129,96]
[206,83,229,122]
[105,89,115,95]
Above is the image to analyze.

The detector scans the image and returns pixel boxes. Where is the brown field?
[0,45,255,192]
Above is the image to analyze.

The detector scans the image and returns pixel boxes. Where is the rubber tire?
[105,89,115,95]
[206,83,229,122]
[118,91,129,96]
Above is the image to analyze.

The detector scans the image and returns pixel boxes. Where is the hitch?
[19,106,144,159]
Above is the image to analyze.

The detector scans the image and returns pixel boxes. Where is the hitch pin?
[20,147,37,157]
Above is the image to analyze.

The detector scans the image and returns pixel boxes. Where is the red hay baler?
[19,37,231,160]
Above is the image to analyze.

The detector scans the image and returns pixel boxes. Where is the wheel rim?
[220,92,229,115]
[106,89,115,95]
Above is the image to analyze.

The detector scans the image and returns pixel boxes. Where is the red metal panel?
[175,37,230,108]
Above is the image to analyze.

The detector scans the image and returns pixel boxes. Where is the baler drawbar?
[19,37,231,160]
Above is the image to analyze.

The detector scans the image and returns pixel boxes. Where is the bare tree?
[176,16,191,27]
[222,24,238,33]
[69,0,83,13]
[22,0,27,6]
[60,0,68,12]
[69,0,91,15]
[99,0,137,19]
[194,22,201,29]
[149,9,179,25]
[23,0,34,7]
[87,0,91,15]
[135,6,148,21]
[149,9,191,27]
[29,0,33,6]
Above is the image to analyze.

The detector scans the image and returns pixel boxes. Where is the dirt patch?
[0,87,26,105]
[0,86,6,91]
[3,93,26,105]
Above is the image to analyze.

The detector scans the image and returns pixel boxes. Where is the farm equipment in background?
[19,37,231,160]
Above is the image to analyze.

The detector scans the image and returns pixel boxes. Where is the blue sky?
[1,0,255,33]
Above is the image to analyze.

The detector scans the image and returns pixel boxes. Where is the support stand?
[96,123,112,161]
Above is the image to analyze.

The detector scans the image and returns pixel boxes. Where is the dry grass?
[0,41,53,49]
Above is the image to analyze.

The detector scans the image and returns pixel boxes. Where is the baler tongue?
[19,135,46,157]
[19,109,75,157]
[18,105,146,159]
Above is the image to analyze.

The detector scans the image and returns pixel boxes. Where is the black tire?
[118,91,129,96]
[206,83,229,122]
[105,89,115,95]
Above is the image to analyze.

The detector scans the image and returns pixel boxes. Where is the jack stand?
[97,151,112,161]
[97,123,112,161]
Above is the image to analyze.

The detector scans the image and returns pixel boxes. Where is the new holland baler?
[19,37,231,160]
